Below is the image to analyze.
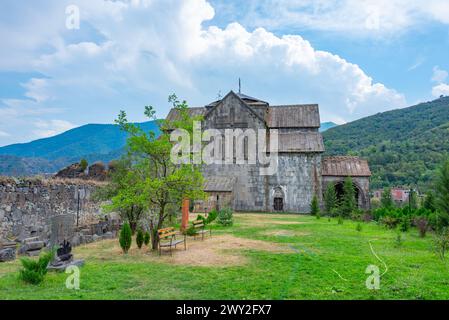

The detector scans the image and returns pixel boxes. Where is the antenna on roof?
[238,78,241,94]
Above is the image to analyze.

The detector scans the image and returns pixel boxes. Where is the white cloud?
[22,78,50,103]
[211,0,449,37]
[432,66,448,83]
[0,130,10,137]
[432,83,449,97]
[32,119,76,138]
[0,0,408,146]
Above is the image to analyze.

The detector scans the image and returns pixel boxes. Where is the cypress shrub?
[144,231,150,246]
[136,229,144,249]
[119,223,132,253]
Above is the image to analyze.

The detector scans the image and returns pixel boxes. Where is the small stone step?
[0,241,17,249]
[22,237,40,244]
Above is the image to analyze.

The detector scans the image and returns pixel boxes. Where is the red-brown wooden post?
[181,198,189,232]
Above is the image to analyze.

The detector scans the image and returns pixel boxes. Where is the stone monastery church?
[167,91,371,213]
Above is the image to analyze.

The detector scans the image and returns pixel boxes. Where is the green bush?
[356,222,362,232]
[19,250,54,285]
[310,194,320,217]
[119,223,132,253]
[434,227,449,259]
[80,158,88,171]
[399,216,411,232]
[337,215,344,225]
[381,216,400,229]
[144,231,150,246]
[196,214,206,224]
[136,229,144,249]
[206,210,218,224]
[185,225,198,236]
[217,208,233,226]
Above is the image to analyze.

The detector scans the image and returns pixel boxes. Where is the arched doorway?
[273,187,284,211]
[334,181,360,207]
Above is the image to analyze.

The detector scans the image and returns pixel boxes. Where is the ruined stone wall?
[0,177,104,243]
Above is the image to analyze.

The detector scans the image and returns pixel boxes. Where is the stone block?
[22,237,40,244]
[0,248,16,262]
[23,241,45,251]
[27,250,41,257]
[102,232,114,239]
[81,235,93,244]
[1,241,17,249]
[47,259,85,272]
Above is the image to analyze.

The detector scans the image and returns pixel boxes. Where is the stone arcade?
[166,91,371,213]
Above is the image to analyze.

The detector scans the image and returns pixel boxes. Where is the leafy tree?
[423,192,436,212]
[323,184,337,214]
[136,229,144,249]
[119,223,132,254]
[95,159,146,234]
[80,158,88,171]
[310,194,320,218]
[381,188,394,209]
[114,95,205,250]
[340,177,356,217]
[435,158,449,229]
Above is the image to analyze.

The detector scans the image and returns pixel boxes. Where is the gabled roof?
[203,176,236,192]
[236,93,268,104]
[267,104,320,128]
[165,91,321,129]
[278,131,324,153]
[204,91,266,124]
[322,156,371,177]
[206,92,268,107]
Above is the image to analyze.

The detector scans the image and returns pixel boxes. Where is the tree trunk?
[150,206,166,251]
[130,221,137,235]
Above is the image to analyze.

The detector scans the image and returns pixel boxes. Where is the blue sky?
[1,0,449,146]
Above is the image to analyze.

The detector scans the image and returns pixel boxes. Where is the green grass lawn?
[1,213,448,300]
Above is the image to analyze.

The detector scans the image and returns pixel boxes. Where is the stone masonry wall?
[0,177,104,244]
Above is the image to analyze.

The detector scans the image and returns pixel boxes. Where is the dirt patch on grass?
[263,230,310,237]
[236,213,307,227]
[74,234,290,267]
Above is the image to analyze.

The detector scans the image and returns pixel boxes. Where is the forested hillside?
[323,96,449,189]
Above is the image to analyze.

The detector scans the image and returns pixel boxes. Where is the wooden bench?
[192,220,211,240]
[158,227,186,256]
